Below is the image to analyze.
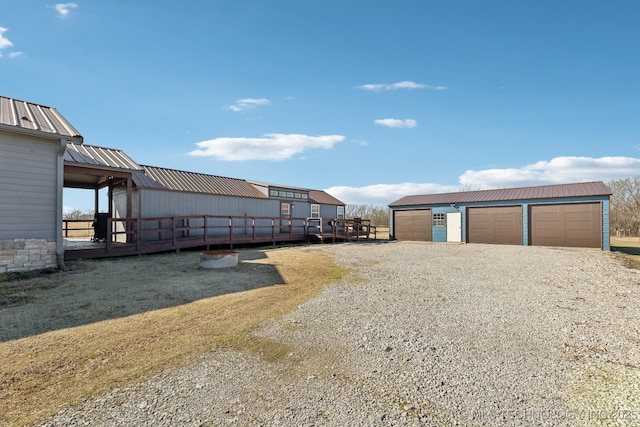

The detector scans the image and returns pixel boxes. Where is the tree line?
[608,176,640,238]
[346,204,389,227]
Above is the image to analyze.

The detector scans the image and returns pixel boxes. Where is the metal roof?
[134,166,346,204]
[389,181,612,207]
[64,143,143,171]
[248,180,345,205]
[0,96,82,141]
[137,165,269,198]
[308,190,345,206]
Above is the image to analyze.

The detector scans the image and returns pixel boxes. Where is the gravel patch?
[37,242,640,426]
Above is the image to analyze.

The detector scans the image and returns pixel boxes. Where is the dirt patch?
[0,245,349,427]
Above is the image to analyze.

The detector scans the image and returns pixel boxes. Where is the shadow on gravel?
[0,248,282,341]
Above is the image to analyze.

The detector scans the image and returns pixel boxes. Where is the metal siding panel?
[0,133,57,239]
[602,199,610,250]
[522,203,529,245]
[138,190,279,218]
[318,204,335,219]
[432,226,446,242]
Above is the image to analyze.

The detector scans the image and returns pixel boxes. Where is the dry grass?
[374,227,389,240]
[610,237,640,269]
[0,247,349,427]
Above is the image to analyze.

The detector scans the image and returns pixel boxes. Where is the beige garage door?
[393,209,432,241]
[530,203,601,248]
[467,206,523,245]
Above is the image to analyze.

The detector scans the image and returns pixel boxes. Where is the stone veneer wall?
[0,239,57,273]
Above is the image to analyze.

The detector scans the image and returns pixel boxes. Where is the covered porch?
[63,143,138,242]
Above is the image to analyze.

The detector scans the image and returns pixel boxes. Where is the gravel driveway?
[38,242,640,426]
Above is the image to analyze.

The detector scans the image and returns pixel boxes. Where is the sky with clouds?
[2,1,640,211]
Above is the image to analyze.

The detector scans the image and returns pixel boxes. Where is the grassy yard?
[0,247,351,427]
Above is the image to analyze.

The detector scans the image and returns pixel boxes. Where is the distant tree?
[346,204,389,227]
[608,176,640,237]
[63,209,83,220]
[79,209,96,220]
[63,209,95,221]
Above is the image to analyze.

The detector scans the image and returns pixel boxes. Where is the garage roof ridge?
[389,181,612,206]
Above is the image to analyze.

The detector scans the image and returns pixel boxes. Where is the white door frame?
[446,212,462,242]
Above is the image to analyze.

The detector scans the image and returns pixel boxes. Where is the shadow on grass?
[611,246,640,256]
[0,248,282,342]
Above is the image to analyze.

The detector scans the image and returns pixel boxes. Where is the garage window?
[433,213,445,227]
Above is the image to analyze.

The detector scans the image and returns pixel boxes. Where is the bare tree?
[63,209,95,221]
[346,204,389,227]
[63,209,83,220]
[608,176,640,237]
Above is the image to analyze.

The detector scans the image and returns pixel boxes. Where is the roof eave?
[0,122,83,143]
[64,161,140,175]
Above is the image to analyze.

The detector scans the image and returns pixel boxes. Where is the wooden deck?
[64,215,377,260]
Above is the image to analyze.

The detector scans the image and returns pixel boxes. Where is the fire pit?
[200,250,239,268]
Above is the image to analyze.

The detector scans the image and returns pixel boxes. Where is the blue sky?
[2,1,640,212]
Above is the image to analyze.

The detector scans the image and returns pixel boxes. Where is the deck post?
[172,217,177,247]
[106,218,111,252]
[272,218,276,246]
[136,218,141,252]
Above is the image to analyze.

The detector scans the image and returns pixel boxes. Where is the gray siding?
[137,189,280,217]
[318,204,338,219]
[0,132,57,239]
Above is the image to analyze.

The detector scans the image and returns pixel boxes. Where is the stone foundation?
[0,239,57,273]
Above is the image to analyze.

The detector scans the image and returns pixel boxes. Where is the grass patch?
[565,362,640,426]
[0,247,350,427]
[0,267,57,283]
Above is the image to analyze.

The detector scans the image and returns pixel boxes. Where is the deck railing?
[64,215,377,260]
[62,219,94,238]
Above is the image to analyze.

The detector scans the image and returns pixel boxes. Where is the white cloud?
[374,118,417,129]
[357,81,447,91]
[325,156,640,206]
[325,183,460,206]
[188,133,345,161]
[0,27,13,50]
[55,2,78,17]
[459,156,640,188]
[8,51,23,58]
[229,98,270,112]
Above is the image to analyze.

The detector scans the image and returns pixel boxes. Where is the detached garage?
[389,182,612,250]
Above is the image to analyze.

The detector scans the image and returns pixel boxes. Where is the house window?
[337,205,345,219]
[311,204,320,218]
[433,213,445,227]
[281,202,290,217]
